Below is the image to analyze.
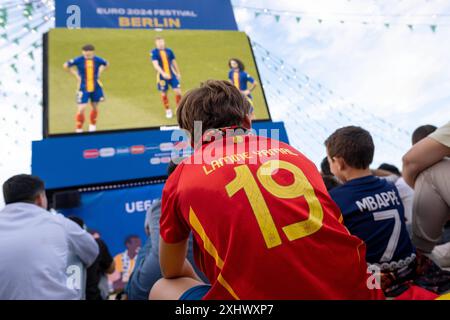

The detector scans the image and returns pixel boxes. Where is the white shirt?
[0,202,99,300]
[395,177,414,225]
[382,175,414,225]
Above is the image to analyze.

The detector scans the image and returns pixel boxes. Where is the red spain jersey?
[160,134,384,300]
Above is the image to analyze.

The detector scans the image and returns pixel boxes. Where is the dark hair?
[324,126,374,170]
[3,174,45,205]
[377,163,401,176]
[320,157,332,176]
[322,175,341,191]
[228,58,245,71]
[68,216,85,229]
[412,125,437,145]
[82,44,95,51]
[125,235,140,245]
[167,156,188,177]
[177,80,251,144]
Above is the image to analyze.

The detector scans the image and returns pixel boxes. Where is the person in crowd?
[376,163,414,226]
[320,156,341,191]
[326,126,450,296]
[411,124,437,146]
[0,174,99,299]
[149,80,383,300]
[403,121,450,268]
[321,156,332,176]
[126,164,208,300]
[69,217,115,300]
[110,235,141,294]
[325,126,417,296]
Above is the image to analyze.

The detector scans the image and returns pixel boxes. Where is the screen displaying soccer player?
[46,29,270,136]
[151,37,182,119]
[63,44,109,133]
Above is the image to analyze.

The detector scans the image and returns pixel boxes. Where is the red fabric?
[175,94,182,105]
[90,109,98,125]
[75,112,85,129]
[394,285,439,300]
[161,94,169,109]
[160,135,384,300]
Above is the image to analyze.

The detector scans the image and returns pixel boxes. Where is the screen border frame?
[42,30,272,138]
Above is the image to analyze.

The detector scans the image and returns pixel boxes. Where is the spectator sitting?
[320,156,341,191]
[320,156,333,176]
[325,126,417,296]
[412,124,437,145]
[69,217,115,300]
[403,121,450,268]
[376,163,414,227]
[109,235,141,296]
[126,161,208,300]
[322,175,341,191]
[150,80,383,300]
[0,174,99,299]
[327,126,450,295]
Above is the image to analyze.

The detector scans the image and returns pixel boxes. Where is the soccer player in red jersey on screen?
[63,44,108,133]
[151,36,182,119]
[150,80,384,300]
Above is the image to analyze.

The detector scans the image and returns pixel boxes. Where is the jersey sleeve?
[151,49,159,61]
[160,165,191,243]
[228,70,233,81]
[168,49,176,60]
[246,72,255,83]
[96,56,108,66]
[66,56,82,67]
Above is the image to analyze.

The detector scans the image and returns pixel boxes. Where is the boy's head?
[411,124,437,145]
[3,174,48,209]
[155,36,166,50]
[177,80,252,146]
[324,126,374,182]
[82,44,95,59]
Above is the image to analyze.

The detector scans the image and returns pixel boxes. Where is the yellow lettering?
[131,17,141,27]
[142,17,153,28]
[118,17,130,27]
[169,18,181,28]
[203,165,213,176]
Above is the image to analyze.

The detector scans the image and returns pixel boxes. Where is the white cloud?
[233,0,450,165]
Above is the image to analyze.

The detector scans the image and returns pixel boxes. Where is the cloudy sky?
[232,0,450,166]
[1,0,450,204]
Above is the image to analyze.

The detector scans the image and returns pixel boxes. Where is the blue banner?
[32,121,289,190]
[55,0,238,30]
[60,183,163,256]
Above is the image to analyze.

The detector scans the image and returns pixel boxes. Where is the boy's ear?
[334,156,347,171]
[242,114,252,130]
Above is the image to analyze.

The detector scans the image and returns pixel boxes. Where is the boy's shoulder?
[329,175,387,198]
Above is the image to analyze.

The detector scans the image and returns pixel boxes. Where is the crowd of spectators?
[0,80,449,300]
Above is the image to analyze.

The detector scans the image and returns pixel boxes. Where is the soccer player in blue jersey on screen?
[63,44,109,133]
[151,36,182,119]
[228,58,258,117]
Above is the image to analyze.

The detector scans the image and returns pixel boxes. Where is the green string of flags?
[0,8,7,28]
[236,6,446,33]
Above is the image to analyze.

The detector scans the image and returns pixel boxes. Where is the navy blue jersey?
[66,56,108,92]
[151,48,176,79]
[228,69,255,91]
[329,176,415,269]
